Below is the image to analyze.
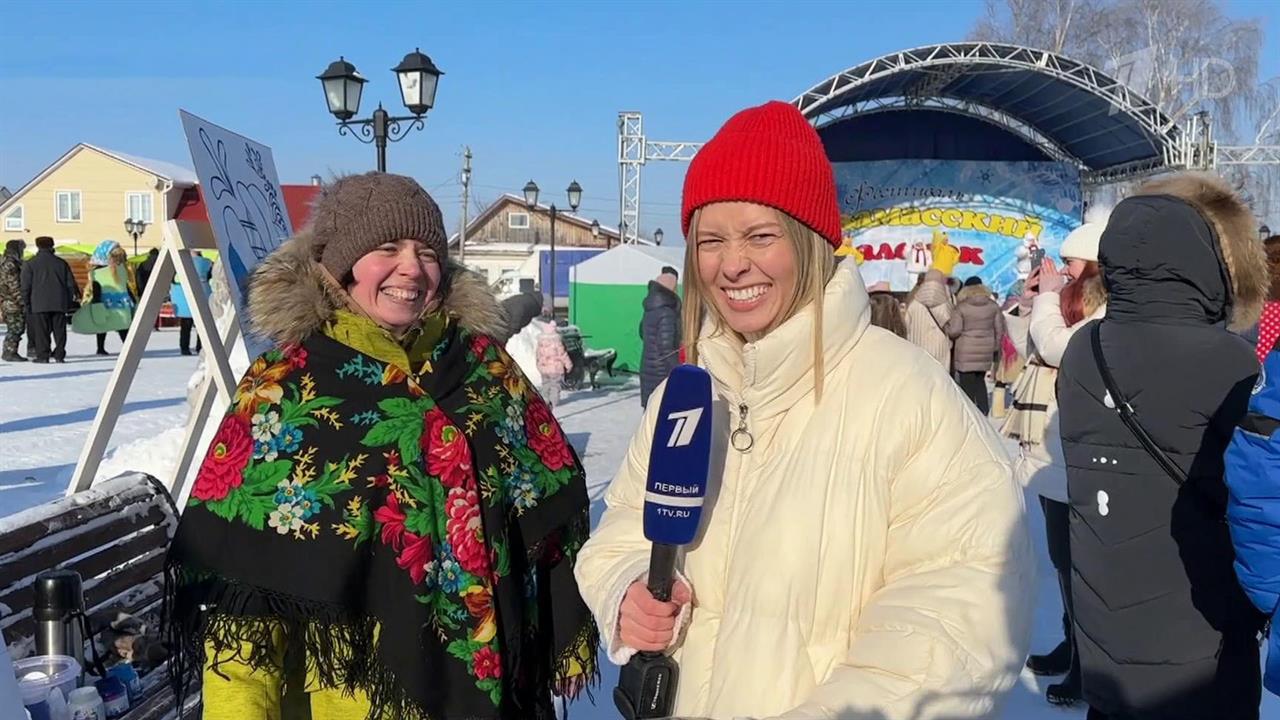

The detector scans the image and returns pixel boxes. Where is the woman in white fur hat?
[1002,216,1108,707]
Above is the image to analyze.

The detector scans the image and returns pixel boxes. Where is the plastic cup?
[15,655,80,712]
[104,665,140,704]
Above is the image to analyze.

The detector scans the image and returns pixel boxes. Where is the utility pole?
[459,146,471,265]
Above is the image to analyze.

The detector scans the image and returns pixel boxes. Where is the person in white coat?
[1001,218,1108,707]
[575,100,1034,720]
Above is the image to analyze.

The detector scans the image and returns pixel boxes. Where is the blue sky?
[1,0,1276,244]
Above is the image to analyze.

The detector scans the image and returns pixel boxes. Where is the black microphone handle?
[647,542,677,602]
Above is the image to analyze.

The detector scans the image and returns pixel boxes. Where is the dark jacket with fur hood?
[247,230,506,345]
[177,231,596,719]
[1057,173,1268,719]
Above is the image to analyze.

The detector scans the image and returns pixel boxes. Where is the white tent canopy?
[571,244,685,285]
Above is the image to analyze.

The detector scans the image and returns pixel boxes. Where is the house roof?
[0,143,199,215]
[173,184,321,228]
[448,194,641,246]
[87,144,199,185]
[0,187,10,202]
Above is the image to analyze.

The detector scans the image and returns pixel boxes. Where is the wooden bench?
[0,472,199,719]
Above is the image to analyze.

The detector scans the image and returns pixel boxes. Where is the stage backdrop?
[834,160,1082,296]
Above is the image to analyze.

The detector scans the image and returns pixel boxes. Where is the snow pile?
[95,427,187,486]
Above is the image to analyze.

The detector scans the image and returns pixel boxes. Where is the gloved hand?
[931,233,960,276]
[834,238,864,265]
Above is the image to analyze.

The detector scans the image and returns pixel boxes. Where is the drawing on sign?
[181,110,296,358]
[197,128,288,300]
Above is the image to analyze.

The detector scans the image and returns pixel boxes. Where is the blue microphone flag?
[643,365,713,545]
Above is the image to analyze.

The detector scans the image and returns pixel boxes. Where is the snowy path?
[1,334,1275,719]
[0,328,197,514]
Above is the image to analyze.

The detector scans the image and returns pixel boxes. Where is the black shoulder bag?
[1090,322,1189,485]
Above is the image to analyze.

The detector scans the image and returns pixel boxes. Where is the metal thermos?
[33,570,86,663]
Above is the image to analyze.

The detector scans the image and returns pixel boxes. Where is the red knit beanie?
[682,100,841,249]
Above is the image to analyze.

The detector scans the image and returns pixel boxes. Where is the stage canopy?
[793,43,1186,184]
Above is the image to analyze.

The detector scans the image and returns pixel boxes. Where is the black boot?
[2,353,27,362]
[1026,639,1071,676]
[1046,667,1082,706]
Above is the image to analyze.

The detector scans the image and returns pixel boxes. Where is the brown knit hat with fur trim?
[309,172,446,282]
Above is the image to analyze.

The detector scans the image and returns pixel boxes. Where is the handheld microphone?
[615,365,713,720]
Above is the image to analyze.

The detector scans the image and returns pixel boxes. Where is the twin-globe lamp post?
[523,180,594,317]
[123,218,148,257]
[317,49,443,172]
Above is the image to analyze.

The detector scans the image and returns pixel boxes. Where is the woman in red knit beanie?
[577,101,1032,719]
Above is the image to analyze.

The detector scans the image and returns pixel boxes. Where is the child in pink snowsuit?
[535,320,573,407]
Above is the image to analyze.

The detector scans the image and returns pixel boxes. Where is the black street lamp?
[124,218,148,257]
[591,219,600,245]
[317,49,443,172]
[523,180,583,317]
[653,227,664,246]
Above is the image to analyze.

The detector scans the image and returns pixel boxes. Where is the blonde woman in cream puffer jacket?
[578,100,1033,720]
[578,262,1034,719]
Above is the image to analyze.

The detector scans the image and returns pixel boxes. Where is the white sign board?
[180,110,294,356]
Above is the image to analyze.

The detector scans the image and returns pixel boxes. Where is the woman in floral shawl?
[166,172,597,720]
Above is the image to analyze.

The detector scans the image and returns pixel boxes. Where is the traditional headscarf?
[90,239,122,268]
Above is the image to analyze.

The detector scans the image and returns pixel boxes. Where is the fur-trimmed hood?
[248,230,506,346]
[956,282,994,305]
[1130,172,1267,329]
[1081,273,1108,317]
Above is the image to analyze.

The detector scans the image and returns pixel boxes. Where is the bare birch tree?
[971,0,1277,225]
[971,0,1103,55]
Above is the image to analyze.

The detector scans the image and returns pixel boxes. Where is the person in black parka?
[20,235,80,363]
[1057,173,1270,720]
[498,289,544,345]
[136,247,159,296]
[639,266,681,407]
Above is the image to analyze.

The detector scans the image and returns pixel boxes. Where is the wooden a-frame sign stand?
[67,218,242,505]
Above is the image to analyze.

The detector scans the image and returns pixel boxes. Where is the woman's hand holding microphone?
[619,579,692,651]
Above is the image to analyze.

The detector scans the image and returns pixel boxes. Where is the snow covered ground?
[2,326,1276,718]
[0,328,196,512]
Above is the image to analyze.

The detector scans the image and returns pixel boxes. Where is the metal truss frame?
[1216,146,1280,165]
[617,111,703,244]
[619,42,1277,237]
[790,41,1185,166]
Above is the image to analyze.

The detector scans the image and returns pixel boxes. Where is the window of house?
[508,212,529,229]
[55,191,82,222]
[3,204,22,232]
[126,192,154,223]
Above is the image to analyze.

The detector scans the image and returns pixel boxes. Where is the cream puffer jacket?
[1003,292,1108,503]
[576,262,1034,719]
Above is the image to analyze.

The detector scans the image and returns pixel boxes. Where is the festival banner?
[833,160,1083,296]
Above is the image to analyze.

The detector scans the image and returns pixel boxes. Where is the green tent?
[569,244,684,373]
[59,242,99,256]
[23,242,94,259]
